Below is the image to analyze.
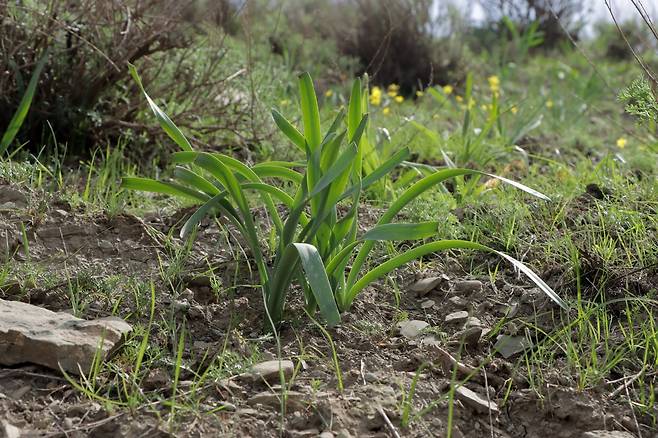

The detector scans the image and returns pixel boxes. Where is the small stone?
[454,280,483,295]
[408,277,443,297]
[0,299,131,374]
[364,372,378,383]
[249,360,295,383]
[1,420,21,438]
[465,317,483,328]
[180,288,194,301]
[0,186,27,208]
[455,386,499,414]
[421,299,435,309]
[247,390,305,410]
[397,320,429,339]
[319,431,334,438]
[455,326,482,347]
[444,311,469,324]
[448,296,469,309]
[494,335,531,358]
[336,429,355,438]
[582,431,636,438]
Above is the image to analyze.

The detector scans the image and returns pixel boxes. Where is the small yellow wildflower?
[481,104,489,111]
[280,99,290,107]
[468,98,476,109]
[616,137,627,148]
[394,95,404,103]
[455,95,463,103]
[488,75,500,93]
[511,106,518,114]
[546,100,554,108]
[387,83,400,97]
[370,86,382,106]
[442,85,453,95]
[325,89,333,97]
[383,107,391,115]
[416,90,424,97]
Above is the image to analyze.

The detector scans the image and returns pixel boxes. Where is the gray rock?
[444,311,469,324]
[249,360,295,383]
[455,326,482,347]
[447,296,469,309]
[247,390,305,410]
[465,317,483,328]
[0,299,131,374]
[398,320,429,339]
[421,299,435,309]
[408,277,443,297]
[454,280,483,295]
[494,335,532,358]
[582,431,636,438]
[1,420,21,438]
[455,386,499,414]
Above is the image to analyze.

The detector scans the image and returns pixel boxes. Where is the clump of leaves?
[619,77,658,124]
[123,66,566,329]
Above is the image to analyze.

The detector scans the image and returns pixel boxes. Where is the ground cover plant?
[0,1,657,437]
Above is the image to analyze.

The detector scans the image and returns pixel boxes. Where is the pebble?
[448,296,469,309]
[453,280,483,295]
[398,320,429,339]
[455,386,499,414]
[248,360,295,383]
[421,299,435,309]
[408,277,444,297]
[444,311,469,324]
[582,431,636,438]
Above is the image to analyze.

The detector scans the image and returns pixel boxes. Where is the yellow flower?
[280,99,290,107]
[383,107,391,116]
[546,100,554,108]
[387,83,400,97]
[325,89,333,97]
[394,95,404,103]
[488,75,500,93]
[416,90,424,97]
[616,137,627,148]
[468,98,476,109]
[481,104,489,111]
[370,86,382,106]
[511,106,518,114]
[455,95,463,103]
[442,85,453,95]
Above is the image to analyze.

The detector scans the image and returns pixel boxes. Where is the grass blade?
[362,222,440,241]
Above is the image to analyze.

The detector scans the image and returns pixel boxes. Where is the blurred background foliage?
[1,0,656,162]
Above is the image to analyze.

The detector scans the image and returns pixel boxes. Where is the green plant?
[0,52,47,157]
[123,66,566,328]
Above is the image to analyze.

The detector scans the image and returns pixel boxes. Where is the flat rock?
[455,386,499,414]
[447,296,469,309]
[0,186,27,208]
[494,335,532,358]
[247,390,305,410]
[453,280,483,295]
[398,320,429,339]
[454,326,482,347]
[1,420,21,438]
[420,299,435,309]
[444,311,469,324]
[582,431,636,438]
[248,360,295,383]
[408,277,444,297]
[0,299,131,374]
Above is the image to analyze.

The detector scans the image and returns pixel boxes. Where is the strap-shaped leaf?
[291,243,341,327]
[121,177,209,202]
[252,164,303,184]
[129,64,193,152]
[173,167,220,196]
[362,222,440,241]
[299,72,321,151]
[341,147,410,200]
[345,240,567,310]
[180,192,229,238]
[347,78,362,140]
[310,144,357,197]
[272,109,305,151]
[1,51,48,155]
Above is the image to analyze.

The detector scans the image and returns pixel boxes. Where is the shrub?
[123,68,566,329]
[0,0,262,156]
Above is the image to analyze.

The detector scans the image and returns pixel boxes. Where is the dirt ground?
[0,181,653,437]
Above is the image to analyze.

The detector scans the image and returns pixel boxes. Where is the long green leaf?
[180,192,228,238]
[121,177,209,202]
[272,109,305,151]
[291,243,341,327]
[299,73,321,151]
[129,64,193,151]
[1,52,48,156]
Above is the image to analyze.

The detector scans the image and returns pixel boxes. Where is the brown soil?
[0,182,653,437]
